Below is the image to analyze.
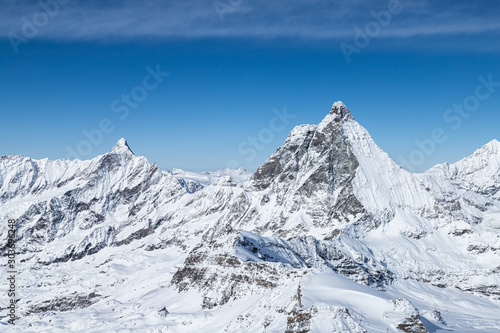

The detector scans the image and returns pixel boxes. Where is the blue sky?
[1,0,499,172]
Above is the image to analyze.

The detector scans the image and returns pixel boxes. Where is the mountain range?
[1,102,499,332]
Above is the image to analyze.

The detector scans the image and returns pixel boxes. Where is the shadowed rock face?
[253,102,355,190]
[26,292,102,315]
[252,102,366,227]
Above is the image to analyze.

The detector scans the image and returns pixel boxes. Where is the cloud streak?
[2,0,500,50]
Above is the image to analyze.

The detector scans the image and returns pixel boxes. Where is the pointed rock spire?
[329,101,353,122]
[110,138,135,155]
[253,101,359,192]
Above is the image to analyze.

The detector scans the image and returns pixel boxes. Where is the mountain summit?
[110,138,134,155]
[329,100,354,122]
[482,138,500,153]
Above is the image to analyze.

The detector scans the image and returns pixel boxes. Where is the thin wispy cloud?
[1,0,499,49]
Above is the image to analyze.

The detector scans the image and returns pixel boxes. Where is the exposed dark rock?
[26,292,101,314]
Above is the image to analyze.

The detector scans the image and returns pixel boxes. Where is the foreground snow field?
[1,102,499,332]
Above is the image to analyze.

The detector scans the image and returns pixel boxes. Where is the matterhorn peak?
[110,138,134,155]
[329,101,353,122]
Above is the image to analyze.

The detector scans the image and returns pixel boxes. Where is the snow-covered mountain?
[1,102,499,332]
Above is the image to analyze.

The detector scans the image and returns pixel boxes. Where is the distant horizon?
[1,1,499,173]
[2,102,498,175]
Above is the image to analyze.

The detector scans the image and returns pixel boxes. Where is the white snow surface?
[0,102,499,332]
[172,167,252,187]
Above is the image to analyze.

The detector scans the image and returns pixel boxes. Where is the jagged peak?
[483,139,500,151]
[110,138,135,155]
[468,139,500,157]
[329,101,353,121]
[439,139,500,173]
